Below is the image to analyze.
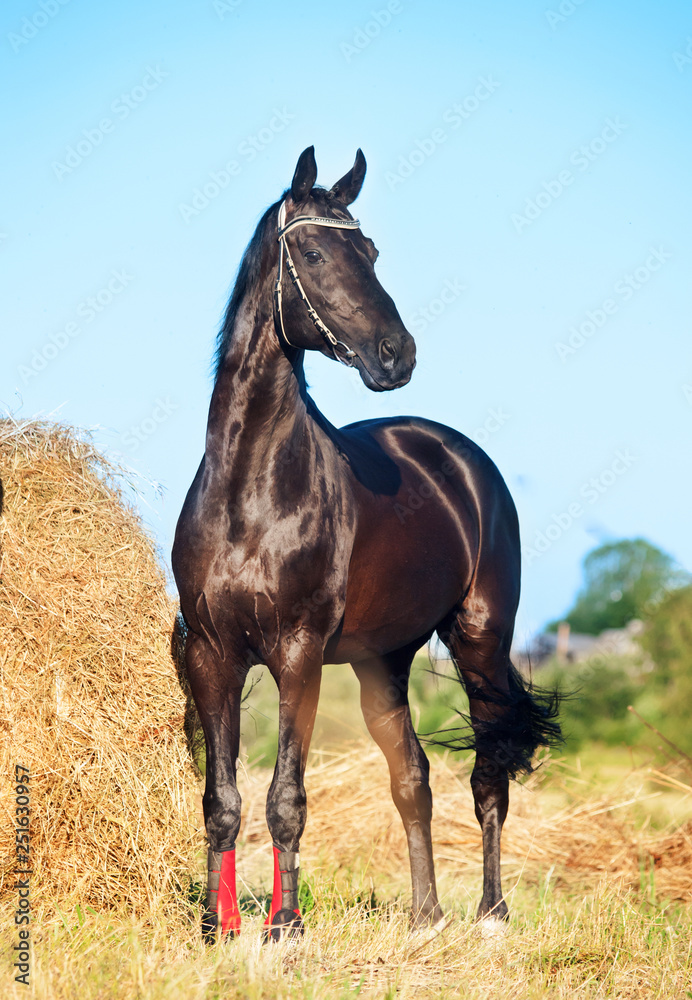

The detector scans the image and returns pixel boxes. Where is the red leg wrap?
[264,845,301,925]
[210,849,241,935]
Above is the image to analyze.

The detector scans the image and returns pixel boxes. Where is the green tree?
[550,538,689,635]
[640,584,692,687]
[639,584,692,754]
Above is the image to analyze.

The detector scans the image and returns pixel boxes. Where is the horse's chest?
[205,525,348,649]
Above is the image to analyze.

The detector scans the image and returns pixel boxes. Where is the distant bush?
[535,585,692,755]
[538,657,645,750]
[640,584,692,754]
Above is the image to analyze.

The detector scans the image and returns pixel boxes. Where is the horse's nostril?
[379,339,397,367]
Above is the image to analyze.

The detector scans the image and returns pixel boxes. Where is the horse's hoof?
[202,910,218,945]
[202,910,239,944]
[478,915,507,939]
[263,909,304,944]
[408,915,449,951]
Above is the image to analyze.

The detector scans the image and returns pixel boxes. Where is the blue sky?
[2,0,691,647]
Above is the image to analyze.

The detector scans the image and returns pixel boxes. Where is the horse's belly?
[327,516,469,662]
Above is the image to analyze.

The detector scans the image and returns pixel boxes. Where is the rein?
[274,200,361,366]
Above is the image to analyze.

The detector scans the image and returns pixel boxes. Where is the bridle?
[274,199,361,366]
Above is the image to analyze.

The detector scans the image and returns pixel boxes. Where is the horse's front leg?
[264,635,322,942]
[186,630,246,942]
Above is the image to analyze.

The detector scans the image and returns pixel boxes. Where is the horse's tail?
[428,653,563,780]
[171,608,188,676]
[171,609,205,774]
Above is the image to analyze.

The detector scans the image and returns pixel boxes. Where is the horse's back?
[338,414,516,527]
[328,415,520,660]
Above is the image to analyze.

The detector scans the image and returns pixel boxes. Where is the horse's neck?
[205,293,308,487]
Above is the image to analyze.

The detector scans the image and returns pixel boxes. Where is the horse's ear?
[291,146,318,202]
[329,149,367,206]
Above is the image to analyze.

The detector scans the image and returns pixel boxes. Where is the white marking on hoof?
[408,916,452,954]
[277,933,302,952]
[479,915,507,939]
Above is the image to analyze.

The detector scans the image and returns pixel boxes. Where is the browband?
[277,213,361,239]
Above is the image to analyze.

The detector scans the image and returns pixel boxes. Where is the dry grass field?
[1,420,691,999]
[2,742,691,1000]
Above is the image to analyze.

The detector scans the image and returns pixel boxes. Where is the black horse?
[172,147,560,942]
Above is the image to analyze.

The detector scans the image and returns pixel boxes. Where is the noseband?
[274,200,361,366]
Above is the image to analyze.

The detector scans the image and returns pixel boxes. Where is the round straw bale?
[0,419,201,915]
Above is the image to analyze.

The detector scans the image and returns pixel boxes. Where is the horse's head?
[275,146,416,392]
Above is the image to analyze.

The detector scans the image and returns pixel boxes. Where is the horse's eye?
[304,250,323,265]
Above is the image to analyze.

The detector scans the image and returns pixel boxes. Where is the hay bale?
[0,419,200,915]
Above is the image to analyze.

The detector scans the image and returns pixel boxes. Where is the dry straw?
[0,418,201,917]
[235,744,692,907]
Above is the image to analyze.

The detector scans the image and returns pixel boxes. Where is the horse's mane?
[214,194,284,378]
[213,186,334,380]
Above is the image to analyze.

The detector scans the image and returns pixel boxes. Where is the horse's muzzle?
[358,333,416,391]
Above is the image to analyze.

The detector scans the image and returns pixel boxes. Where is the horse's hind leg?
[445,619,511,920]
[441,614,521,926]
[185,631,245,941]
[352,643,444,929]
